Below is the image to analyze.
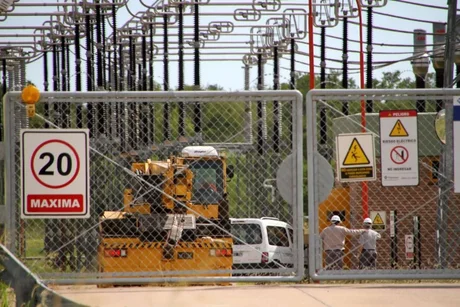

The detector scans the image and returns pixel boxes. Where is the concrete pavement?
[54,283,460,307]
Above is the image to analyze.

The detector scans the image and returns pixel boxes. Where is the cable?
[311,30,442,48]
[346,18,436,36]
[372,10,448,25]
[393,0,452,10]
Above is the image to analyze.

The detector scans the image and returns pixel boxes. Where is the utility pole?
[436,0,457,268]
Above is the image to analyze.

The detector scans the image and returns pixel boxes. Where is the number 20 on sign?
[20,129,90,219]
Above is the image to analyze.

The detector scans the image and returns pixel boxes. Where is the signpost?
[20,129,90,218]
[379,110,419,186]
[336,133,376,182]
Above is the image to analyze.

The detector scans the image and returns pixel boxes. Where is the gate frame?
[3,90,305,284]
[306,88,460,281]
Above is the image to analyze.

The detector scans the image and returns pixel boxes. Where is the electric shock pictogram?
[342,138,370,165]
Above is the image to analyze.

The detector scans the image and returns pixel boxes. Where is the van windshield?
[231,223,262,245]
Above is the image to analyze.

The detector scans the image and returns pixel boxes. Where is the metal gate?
[307,88,460,280]
[3,90,303,284]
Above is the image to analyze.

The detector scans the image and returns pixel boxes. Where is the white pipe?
[263,179,276,203]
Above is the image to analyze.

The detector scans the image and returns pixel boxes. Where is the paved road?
[54,283,460,307]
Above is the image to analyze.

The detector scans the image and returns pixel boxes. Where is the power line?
[372,10,447,25]
[393,0,454,11]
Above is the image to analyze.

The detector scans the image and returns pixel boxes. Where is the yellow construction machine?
[98,146,234,279]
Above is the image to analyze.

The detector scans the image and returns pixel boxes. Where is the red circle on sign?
[390,146,409,165]
[30,139,80,189]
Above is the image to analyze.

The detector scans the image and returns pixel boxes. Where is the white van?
[230,217,294,270]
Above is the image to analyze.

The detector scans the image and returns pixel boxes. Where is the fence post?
[390,210,397,268]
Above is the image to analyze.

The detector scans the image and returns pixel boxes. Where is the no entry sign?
[21,129,90,218]
[379,110,419,187]
[390,146,409,165]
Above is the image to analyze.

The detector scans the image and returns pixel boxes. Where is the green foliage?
[152,81,162,91]
[205,84,224,91]
[280,69,435,94]
[174,84,224,91]
[374,71,413,89]
[202,102,246,143]
[280,70,358,94]
[0,282,11,307]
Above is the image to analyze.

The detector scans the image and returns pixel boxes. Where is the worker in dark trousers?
[320,215,365,270]
[358,218,381,269]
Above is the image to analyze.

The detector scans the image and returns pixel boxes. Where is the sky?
[0,0,452,92]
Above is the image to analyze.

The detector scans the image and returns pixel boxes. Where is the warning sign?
[390,146,409,165]
[342,138,370,165]
[405,235,414,260]
[389,120,409,137]
[336,133,376,182]
[379,110,419,187]
[370,211,386,231]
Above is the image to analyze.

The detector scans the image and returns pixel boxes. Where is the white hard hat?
[331,215,341,223]
[363,218,372,224]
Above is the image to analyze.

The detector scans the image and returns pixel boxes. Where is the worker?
[358,217,381,269]
[320,215,365,270]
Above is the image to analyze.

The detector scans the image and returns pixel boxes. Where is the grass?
[0,282,14,307]
[20,222,68,275]
[24,220,46,258]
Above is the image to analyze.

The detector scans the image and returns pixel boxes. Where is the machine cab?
[179,146,233,223]
[181,146,224,205]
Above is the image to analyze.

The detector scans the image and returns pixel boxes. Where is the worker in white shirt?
[358,217,381,269]
[320,215,365,270]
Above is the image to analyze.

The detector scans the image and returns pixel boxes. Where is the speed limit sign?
[20,129,90,218]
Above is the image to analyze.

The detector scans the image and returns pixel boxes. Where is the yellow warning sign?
[371,212,386,230]
[342,138,370,165]
[373,213,384,225]
[389,120,409,137]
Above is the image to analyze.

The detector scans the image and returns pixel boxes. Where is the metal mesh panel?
[4,90,303,284]
[307,88,460,280]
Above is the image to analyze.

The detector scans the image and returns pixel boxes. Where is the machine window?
[267,226,290,247]
[231,223,263,245]
[188,160,224,204]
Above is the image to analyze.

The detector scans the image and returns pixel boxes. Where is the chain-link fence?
[307,88,460,280]
[3,90,303,284]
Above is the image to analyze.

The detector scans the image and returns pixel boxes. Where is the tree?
[374,71,414,89]
[175,84,224,91]
[205,84,224,91]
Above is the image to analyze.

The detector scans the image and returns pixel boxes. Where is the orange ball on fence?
[21,84,40,105]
